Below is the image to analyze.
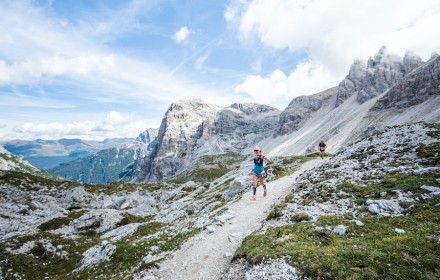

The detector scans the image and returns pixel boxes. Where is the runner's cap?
[254,146,260,151]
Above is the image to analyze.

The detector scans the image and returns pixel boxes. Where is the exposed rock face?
[135,100,223,182]
[336,59,367,106]
[278,91,330,135]
[371,54,440,110]
[336,47,424,106]
[130,128,159,176]
[135,100,281,182]
[134,128,159,158]
[357,46,406,103]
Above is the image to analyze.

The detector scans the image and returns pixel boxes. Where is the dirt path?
[140,158,326,280]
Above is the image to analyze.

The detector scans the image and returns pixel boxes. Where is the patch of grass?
[116,213,154,227]
[67,210,88,220]
[270,153,320,180]
[132,222,166,239]
[70,222,168,279]
[267,203,287,220]
[66,205,82,211]
[284,194,294,203]
[38,217,71,231]
[418,142,440,166]
[76,227,201,279]
[85,181,165,195]
[425,123,440,139]
[235,200,440,279]
[291,212,312,223]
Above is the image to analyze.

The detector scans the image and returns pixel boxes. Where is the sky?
[0,0,439,141]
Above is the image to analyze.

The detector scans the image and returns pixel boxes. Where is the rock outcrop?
[278,88,333,135]
[336,47,424,106]
[371,54,440,110]
[134,100,281,182]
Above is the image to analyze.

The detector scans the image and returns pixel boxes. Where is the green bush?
[291,212,312,222]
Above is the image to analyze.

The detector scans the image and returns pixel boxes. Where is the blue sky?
[1,0,440,140]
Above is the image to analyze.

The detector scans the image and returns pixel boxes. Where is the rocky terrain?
[227,123,440,279]
[0,47,439,279]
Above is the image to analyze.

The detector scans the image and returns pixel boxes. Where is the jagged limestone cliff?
[135,100,281,182]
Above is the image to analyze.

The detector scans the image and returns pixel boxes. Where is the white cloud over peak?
[228,0,440,102]
[174,26,191,43]
[235,61,337,109]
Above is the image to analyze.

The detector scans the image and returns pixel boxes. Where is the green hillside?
[49,146,137,184]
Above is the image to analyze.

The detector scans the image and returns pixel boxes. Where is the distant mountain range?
[1,138,134,169]
[48,129,158,184]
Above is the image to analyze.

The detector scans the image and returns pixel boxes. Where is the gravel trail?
[138,158,326,280]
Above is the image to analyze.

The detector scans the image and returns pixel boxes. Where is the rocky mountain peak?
[134,99,281,182]
[371,54,440,110]
[335,59,367,106]
[336,46,424,106]
[403,51,423,74]
[135,128,159,145]
[358,46,406,103]
[134,100,224,182]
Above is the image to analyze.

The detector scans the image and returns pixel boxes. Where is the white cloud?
[0,123,6,129]
[228,0,440,101]
[235,61,337,109]
[10,111,157,140]
[174,26,191,44]
[0,54,114,84]
[0,2,228,106]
